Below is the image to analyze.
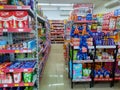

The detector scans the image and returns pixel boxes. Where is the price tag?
[118,61,120,66]
[17,6,22,9]
[15,50,20,53]
[24,83,29,86]
[3,84,8,87]
[3,29,8,32]
[0,6,4,9]
[18,29,23,32]
[9,69,14,72]
[23,50,27,52]
[24,69,28,72]
[14,84,19,86]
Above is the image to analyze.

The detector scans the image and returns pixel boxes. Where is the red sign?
[73,3,93,9]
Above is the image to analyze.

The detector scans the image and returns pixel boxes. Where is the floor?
[40,44,120,90]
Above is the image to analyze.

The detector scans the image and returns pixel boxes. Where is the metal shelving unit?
[0,1,51,90]
[49,20,65,44]
[68,44,118,88]
[69,44,94,88]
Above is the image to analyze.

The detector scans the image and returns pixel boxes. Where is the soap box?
[0,11,13,29]
[13,11,29,28]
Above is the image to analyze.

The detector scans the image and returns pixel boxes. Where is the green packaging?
[16,54,25,59]
[23,72,33,83]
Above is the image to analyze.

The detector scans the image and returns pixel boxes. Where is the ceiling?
[38,0,111,8]
[38,0,119,20]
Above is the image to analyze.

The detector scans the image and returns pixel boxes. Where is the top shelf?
[0,5,46,23]
[0,5,35,17]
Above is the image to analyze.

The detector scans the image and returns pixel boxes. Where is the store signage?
[72,3,93,16]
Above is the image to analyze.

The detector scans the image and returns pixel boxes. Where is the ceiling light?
[41,7,58,10]
[51,4,73,6]
[38,3,49,6]
[60,7,73,11]
[38,3,73,7]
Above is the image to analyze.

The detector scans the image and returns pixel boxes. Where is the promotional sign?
[72,3,94,16]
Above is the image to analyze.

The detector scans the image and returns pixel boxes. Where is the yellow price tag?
[14,84,19,86]
[0,6,4,9]
[24,83,29,86]
[15,50,20,53]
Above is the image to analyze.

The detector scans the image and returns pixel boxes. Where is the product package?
[13,11,29,28]
[0,11,13,29]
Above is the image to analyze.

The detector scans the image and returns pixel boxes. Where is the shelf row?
[0,5,46,24]
[0,75,36,87]
[72,45,116,49]
[72,59,115,63]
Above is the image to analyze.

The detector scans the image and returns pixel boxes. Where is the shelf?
[72,78,91,82]
[0,28,32,33]
[96,45,116,49]
[0,49,34,54]
[73,46,94,49]
[0,82,34,87]
[37,14,46,23]
[115,77,120,80]
[95,59,114,62]
[0,5,35,17]
[73,20,96,24]
[0,75,37,87]
[73,60,93,63]
[4,64,36,73]
[94,78,112,81]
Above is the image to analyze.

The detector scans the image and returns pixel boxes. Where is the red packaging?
[13,11,29,28]
[0,11,13,29]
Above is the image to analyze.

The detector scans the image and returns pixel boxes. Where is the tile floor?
[40,44,120,90]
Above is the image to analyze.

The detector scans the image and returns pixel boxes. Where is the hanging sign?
[72,3,94,16]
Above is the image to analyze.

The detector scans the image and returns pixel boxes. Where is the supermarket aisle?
[40,44,120,90]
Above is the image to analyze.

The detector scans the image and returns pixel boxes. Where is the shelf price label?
[14,84,19,86]
[3,84,8,87]
[18,29,23,32]
[24,69,28,72]
[9,69,14,72]
[15,50,20,53]
[0,6,4,9]
[17,6,22,9]
[24,83,29,86]
[3,29,8,32]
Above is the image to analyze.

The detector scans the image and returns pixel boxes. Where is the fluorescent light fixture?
[60,7,73,11]
[104,0,120,8]
[41,7,58,10]
[51,4,73,6]
[38,3,73,7]
[38,3,49,6]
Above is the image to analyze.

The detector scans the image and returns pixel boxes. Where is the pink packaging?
[0,11,13,29]
[13,73,22,83]
[13,11,29,28]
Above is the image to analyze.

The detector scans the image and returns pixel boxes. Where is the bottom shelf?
[72,78,91,82]
[94,78,113,81]
[0,82,34,87]
[0,75,37,87]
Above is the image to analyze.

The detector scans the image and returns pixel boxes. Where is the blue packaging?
[114,9,118,16]
[86,13,92,21]
[78,16,82,21]
[0,40,7,46]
